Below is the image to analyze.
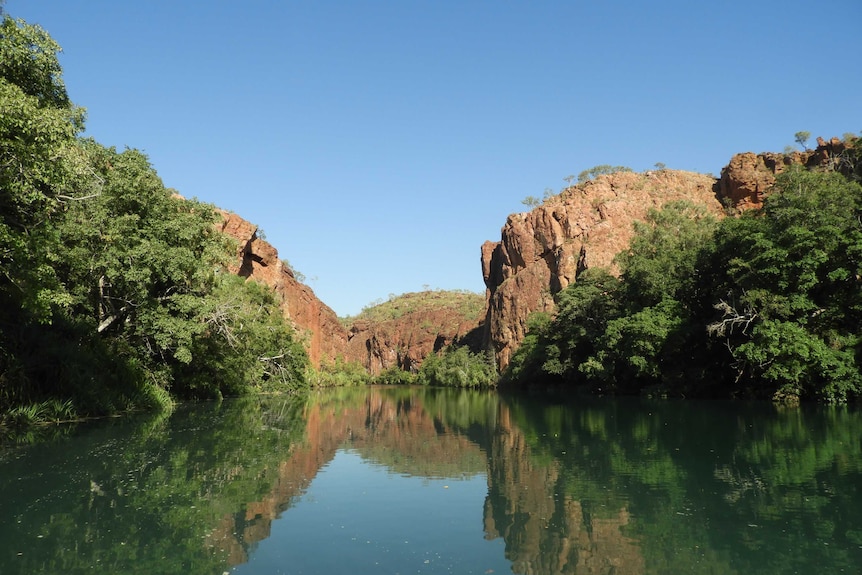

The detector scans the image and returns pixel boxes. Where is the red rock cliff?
[347,307,482,375]
[718,136,854,210]
[344,291,484,375]
[217,211,484,374]
[217,210,349,367]
[482,170,724,370]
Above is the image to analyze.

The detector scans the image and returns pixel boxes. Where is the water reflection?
[1,388,861,574]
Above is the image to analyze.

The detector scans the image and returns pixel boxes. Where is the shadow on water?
[1,386,861,574]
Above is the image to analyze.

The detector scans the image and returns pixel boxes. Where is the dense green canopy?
[504,165,862,403]
[1,13,308,426]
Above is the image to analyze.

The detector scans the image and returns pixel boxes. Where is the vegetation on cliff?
[340,290,493,388]
[345,289,484,325]
[504,164,862,403]
[0,13,307,429]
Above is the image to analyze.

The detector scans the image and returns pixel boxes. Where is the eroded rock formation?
[217,210,349,367]
[214,136,856,374]
[346,306,483,375]
[217,212,485,373]
[718,136,854,210]
[482,170,724,369]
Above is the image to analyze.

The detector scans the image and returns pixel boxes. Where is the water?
[2,386,861,574]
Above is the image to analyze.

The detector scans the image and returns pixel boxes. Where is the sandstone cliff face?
[218,210,484,373]
[482,170,724,369]
[718,136,853,210]
[217,210,348,367]
[347,308,482,375]
[345,292,484,375]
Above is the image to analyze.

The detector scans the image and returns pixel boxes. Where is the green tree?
[0,10,310,423]
[572,202,719,394]
[52,144,227,366]
[794,130,811,151]
[179,275,309,397]
[581,298,687,391]
[0,13,93,414]
[616,200,719,308]
[503,269,623,387]
[0,16,73,109]
[418,346,497,388]
[502,311,554,384]
[0,14,84,321]
[577,164,633,183]
[521,195,541,208]
[706,168,862,401]
[52,142,309,400]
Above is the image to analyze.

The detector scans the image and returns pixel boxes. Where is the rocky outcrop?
[482,170,724,369]
[718,136,855,210]
[345,292,484,375]
[483,136,857,370]
[217,211,486,373]
[347,308,482,375]
[217,210,349,367]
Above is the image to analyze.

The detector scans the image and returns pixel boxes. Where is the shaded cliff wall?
[481,170,724,369]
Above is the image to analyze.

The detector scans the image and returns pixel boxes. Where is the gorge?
[224,136,858,377]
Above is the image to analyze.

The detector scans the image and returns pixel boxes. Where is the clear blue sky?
[7,0,860,317]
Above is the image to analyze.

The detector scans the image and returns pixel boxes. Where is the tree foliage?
[577,164,633,183]
[504,167,862,403]
[417,346,497,388]
[704,168,862,402]
[0,12,308,424]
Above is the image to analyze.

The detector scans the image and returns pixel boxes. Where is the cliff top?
[346,290,485,326]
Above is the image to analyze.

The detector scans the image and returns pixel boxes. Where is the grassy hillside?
[345,290,485,326]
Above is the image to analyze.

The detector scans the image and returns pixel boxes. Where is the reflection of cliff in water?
[207,387,489,565]
[213,387,645,574]
[484,406,644,575]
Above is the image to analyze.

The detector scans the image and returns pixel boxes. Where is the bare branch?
[56,192,101,202]
[707,299,758,338]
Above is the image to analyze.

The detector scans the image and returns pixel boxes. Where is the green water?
[1,387,861,574]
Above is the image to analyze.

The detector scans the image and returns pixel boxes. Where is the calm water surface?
[2,386,861,574]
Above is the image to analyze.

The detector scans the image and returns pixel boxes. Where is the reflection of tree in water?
[220,387,652,575]
[499,395,862,575]
[198,390,862,575]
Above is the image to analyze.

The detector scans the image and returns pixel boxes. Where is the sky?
[6,0,861,317]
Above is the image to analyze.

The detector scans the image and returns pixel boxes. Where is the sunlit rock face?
[481,136,857,371]
[217,210,348,367]
[718,136,853,211]
[481,170,723,370]
[217,211,485,373]
[346,307,483,375]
